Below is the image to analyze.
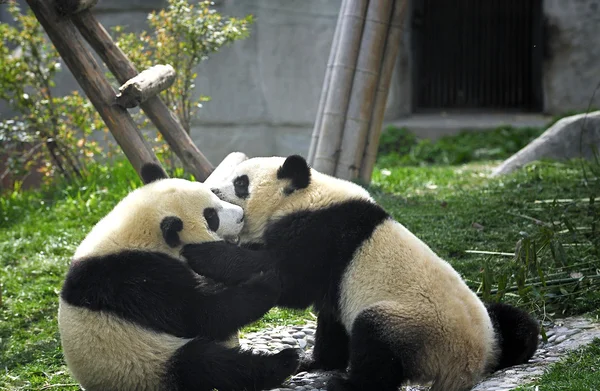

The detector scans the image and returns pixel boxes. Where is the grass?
[1,138,599,388]
[516,338,600,391]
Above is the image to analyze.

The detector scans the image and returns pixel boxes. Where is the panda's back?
[339,219,498,375]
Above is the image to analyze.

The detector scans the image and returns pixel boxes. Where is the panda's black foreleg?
[299,310,349,373]
[169,337,301,391]
[182,241,276,285]
[193,270,281,339]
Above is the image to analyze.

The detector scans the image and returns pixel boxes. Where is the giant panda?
[181,155,540,391]
[58,163,300,391]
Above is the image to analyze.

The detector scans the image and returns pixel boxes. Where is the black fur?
[486,302,540,370]
[327,306,422,391]
[61,250,281,340]
[276,155,311,194]
[141,162,168,184]
[299,310,350,373]
[233,175,250,199]
[161,216,184,247]
[168,338,300,391]
[203,207,220,232]
[183,241,274,286]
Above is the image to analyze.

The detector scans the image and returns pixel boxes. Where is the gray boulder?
[492,111,600,176]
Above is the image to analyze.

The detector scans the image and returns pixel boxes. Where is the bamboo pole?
[25,0,166,180]
[72,11,214,181]
[335,0,394,180]
[312,0,369,175]
[307,0,346,165]
[359,0,408,183]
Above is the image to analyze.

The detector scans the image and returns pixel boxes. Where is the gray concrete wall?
[542,0,600,114]
[1,0,598,164]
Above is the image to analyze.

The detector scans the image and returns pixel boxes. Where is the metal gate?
[412,0,543,112]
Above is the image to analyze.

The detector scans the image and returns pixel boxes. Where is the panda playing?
[58,163,300,391]
[182,155,540,391]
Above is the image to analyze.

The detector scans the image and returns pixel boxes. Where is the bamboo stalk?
[359,0,408,183]
[307,0,347,165]
[72,11,214,181]
[335,0,394,180]
[312,0,369,175]
[25,0,165,180]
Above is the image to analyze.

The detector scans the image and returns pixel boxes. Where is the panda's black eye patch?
[203,207,220,232]
[233,175,249,199]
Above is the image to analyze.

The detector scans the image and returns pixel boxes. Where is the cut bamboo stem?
[72,11,214,181]
[25,0,165,180]
[312,0,369,175]
[307,0,347,165]
[116,64,176,109]
[335,0,393,180]
[359,0,408,183]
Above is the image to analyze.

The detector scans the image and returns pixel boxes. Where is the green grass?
[516,338,600,391]
[1,151,599,389]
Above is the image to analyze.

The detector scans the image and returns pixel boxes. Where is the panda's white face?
[209,155,373,243]
[74,178,244,260]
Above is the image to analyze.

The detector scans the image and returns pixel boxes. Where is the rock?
[282,337,298,345]
[492,111,600,176]
[299,339,308,349]
[555,335,567,344]
[293,332,306,339]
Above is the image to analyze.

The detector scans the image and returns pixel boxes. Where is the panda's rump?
[339,219,497,385]
[58,300,188,391]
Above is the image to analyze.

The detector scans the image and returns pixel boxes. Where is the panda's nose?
[238,214,245,224]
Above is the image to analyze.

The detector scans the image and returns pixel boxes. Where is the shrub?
[0,4,104,189]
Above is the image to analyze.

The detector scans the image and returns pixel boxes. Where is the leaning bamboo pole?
[312,0,369,176]
[25,0,165,179]
[359,0,407,183]
[307,0,346,164]
[335,0,394,180]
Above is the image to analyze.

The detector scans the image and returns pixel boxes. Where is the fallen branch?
[116,65,176,109]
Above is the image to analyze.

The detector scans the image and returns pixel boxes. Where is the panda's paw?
[263,348,302,388]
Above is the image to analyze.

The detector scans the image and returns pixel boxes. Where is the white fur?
[60,178,242,390]
[210,156,500,391]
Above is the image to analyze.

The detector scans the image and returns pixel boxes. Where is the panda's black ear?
[160,216,183,248]
[141,163,168,185]
[277,155,311,194]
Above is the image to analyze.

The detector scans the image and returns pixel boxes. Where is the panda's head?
[209,155,372,243]
[74,163,244,260]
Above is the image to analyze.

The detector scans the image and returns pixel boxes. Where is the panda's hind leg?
[168,337,301,391]
[326,303,420,391]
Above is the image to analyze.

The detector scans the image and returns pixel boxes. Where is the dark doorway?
[412,0,543,112]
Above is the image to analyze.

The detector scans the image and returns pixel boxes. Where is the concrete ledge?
[386,113,552,140]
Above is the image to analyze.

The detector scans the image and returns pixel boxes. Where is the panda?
[57,163,300,391]
[181,155,540,391]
